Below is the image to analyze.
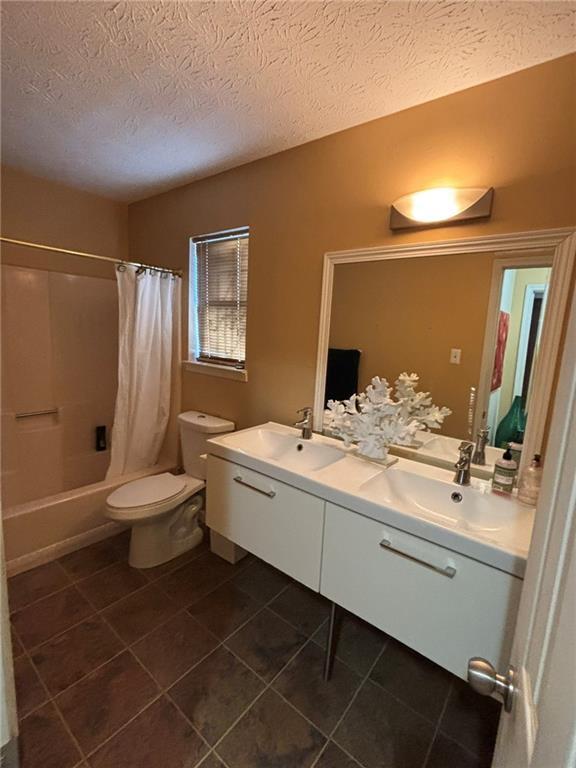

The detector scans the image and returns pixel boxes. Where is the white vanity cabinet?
[207,455,325,590]
[206,425,528,683]
[321,502,523,679]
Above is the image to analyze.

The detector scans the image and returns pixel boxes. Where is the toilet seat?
[105,472,205,522]
[107,472,187,509]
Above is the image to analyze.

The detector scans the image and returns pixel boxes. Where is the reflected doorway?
[487,265,552,447]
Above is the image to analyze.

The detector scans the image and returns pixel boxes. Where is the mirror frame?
[313,228,576,473]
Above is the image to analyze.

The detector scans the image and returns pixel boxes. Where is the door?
[486,279,576,767]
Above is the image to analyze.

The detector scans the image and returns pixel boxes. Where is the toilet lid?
[107,473,187,509]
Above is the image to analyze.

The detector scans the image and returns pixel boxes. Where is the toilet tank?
[178,411,235,479]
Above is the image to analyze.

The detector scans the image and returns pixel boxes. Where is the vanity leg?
[323,602,341,682]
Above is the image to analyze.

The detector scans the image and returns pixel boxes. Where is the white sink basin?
[418,434,500,466]
[360,467,519,532]
[216,427,346,471]
[208,422,534,576]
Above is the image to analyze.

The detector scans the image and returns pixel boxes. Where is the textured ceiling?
[1,1,575,202]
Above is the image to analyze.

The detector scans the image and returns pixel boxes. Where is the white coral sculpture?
[326,373,451,461]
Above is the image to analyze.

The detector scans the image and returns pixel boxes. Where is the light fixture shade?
[390,187,494,230]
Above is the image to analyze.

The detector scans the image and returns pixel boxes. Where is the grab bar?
[379,537,456,578]
[15,408,59,419]
[234,475,276,498]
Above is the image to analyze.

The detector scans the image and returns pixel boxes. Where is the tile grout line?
[421,680,454,768]
[22,603,184,764]
[435,723,492,766]
[17,562,286,720]
[348,645,457,732]
[14,547,375,767]
[12,545,281,765]
[47,570,295,766]
[14,549,244,658]
[219,634,374,766]
[12,546,496,766]
[71,608,203,765]
[315,635,392,768]
[8,533,209,618]
[9,544,124,628]
[210,635,323,762]
[18,631,88,766]
[167,581,332,763]
[84,579,292,767]
[160,580,305,763]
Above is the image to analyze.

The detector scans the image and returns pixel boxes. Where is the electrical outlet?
[450,348,462,365]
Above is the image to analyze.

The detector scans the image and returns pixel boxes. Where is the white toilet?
[104,411,235,569]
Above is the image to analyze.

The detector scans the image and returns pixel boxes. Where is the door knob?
[467,657,516,713]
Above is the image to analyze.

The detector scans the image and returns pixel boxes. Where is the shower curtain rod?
[0,236,183,277]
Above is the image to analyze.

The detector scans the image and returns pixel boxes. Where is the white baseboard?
[6,522,127,577]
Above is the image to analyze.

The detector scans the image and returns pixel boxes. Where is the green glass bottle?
[495,395,527,449]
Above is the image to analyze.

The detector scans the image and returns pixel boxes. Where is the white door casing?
[0,517,18,766]
[492,236,576,768]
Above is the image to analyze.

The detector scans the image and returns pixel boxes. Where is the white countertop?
[207,422,534,578]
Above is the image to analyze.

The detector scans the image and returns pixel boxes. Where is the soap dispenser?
[492,446,517,496]
[517,454,543,507]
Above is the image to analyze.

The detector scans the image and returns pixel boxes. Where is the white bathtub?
[3,461,174,576]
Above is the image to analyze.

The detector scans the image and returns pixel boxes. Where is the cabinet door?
[321,502,523,679]
[207,455,325,590]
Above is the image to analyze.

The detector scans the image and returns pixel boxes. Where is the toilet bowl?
[104,411,235,569]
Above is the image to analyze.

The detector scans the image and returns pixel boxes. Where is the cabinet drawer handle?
[379,538,456,579]
[234,475,276,498]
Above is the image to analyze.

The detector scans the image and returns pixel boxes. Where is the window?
[190,228,249,370]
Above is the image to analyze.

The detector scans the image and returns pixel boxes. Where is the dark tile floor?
[9,532,501,768]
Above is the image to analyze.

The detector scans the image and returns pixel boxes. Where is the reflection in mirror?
[488,267,551,448]
[323,252,552,477]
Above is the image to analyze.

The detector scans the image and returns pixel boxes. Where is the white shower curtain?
[106,266,181,479]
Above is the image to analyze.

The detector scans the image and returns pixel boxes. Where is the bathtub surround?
[0,169,181,571]
[1,264,119,505]
[106,267,181,478]
[127,55,576,431]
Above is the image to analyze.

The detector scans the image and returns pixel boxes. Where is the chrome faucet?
[454,441,474,486]
[295,407,313,440]
[472,427,490,466]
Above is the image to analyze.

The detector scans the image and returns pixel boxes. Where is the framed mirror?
[313,229,575,478]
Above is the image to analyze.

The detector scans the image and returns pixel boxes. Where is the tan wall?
[329,254,496,438]
[128,55,576,432]
[1,165,128,278]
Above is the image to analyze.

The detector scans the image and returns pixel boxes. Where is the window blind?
[194,232,248,367]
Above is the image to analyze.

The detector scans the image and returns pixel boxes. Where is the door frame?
[476,255,553,460]
[313,228,576,475]
[492,238,576,768]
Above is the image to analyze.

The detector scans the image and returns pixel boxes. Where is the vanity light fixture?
[389,187,494,230]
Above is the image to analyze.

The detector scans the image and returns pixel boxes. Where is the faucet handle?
[296,406,312,417]
[458,441,474,455]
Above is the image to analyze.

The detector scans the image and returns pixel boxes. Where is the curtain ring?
[161,271,169,279]
[136,265,146,276]
[116,263,127,272]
